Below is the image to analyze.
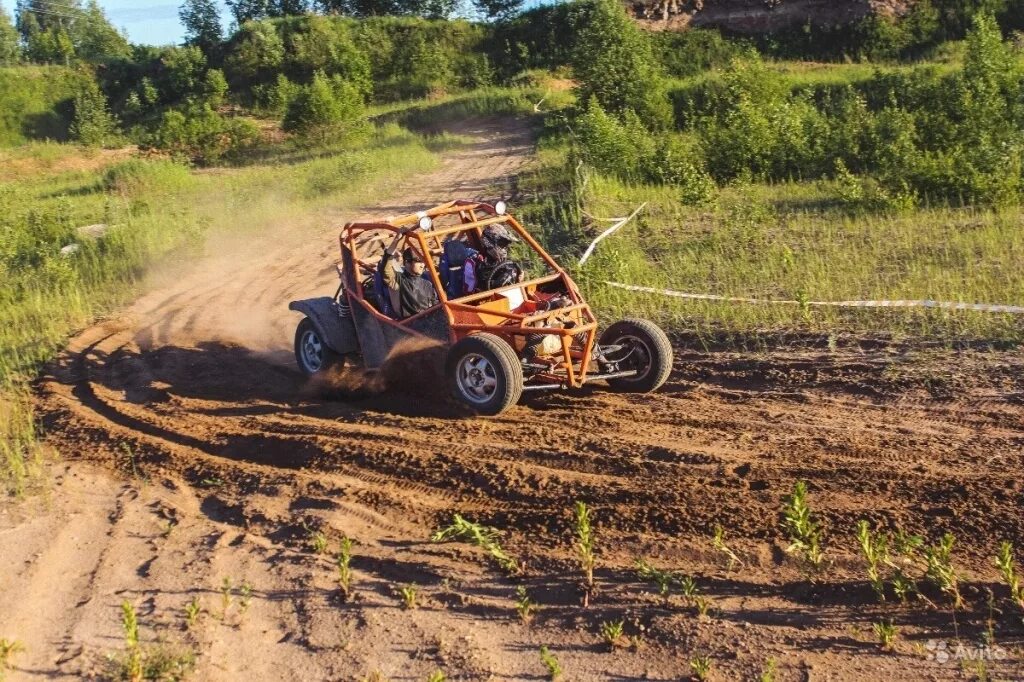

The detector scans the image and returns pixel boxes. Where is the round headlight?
[494,200,507,215]
[418,215,432,230]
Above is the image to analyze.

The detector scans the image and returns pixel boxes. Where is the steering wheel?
[485,261,523,289]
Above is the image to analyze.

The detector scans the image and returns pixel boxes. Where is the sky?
[0,0,546,47]
[0,0,232,47]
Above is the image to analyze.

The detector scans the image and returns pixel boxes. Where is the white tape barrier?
[577,202,647,267]
[604,282,1024,315]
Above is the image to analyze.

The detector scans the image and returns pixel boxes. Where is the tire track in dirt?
[20,116,1024,680]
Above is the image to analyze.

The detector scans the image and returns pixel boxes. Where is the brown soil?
[3,118,1024,681]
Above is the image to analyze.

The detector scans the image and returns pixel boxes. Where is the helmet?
[480,224,518,262]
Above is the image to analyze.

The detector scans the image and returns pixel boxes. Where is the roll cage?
[337,200,600,389]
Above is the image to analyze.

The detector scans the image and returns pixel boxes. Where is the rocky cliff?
[630,0,913,33]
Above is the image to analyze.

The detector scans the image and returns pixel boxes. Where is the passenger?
[379,232,439,318]
[464,224,523,293]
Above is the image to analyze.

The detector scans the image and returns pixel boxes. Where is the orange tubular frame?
[337,201,599,388]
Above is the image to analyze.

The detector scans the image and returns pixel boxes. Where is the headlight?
[494,200,507,215]
[418,215,432,230]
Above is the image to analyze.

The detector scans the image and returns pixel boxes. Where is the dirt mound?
[10,117,1024,680]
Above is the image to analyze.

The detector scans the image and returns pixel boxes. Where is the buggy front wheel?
[599,318,673,393]
[446,333,523,415]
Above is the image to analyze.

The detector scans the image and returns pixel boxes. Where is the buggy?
[289,200,673,415]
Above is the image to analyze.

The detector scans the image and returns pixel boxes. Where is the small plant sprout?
[599,620,624,649]
[996,541,1024,609]
[239,580,254,615]
[857,520,889,601]
[337,537,354,601]
[635,558,675,602]
[690,653,712,681]
[309,527,328,555]
[220,577,233,620]
[121,600,143,681]
[678,575,698,603]
[0,639,25,678]
[539,646,562,681]
[925,533,964,608]
[431,514,519,574]
[873,620,897,650]
[399,584,418,609]
[120,442,141,479]
[184,597,201,629]
[782,480,825,574]
[694,595,712,618]
[426,672,445,682]
[574,501,596,605]
[759,657,777,682]
[515,585,536,624]
[713,524,743,570]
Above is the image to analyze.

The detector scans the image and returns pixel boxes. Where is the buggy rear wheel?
[446,333,523,415]
[294,317,342,377]
[599,318,673,393]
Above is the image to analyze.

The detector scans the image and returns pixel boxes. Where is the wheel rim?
[613,334,653,381]
[455,353,499,405]
[300,328,324,373]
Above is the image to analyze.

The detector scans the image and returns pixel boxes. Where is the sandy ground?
[3,117,1024,681]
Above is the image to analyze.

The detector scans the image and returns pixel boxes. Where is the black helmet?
[481,224,518,262]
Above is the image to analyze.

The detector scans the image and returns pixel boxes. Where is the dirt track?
[6,118,1024,680]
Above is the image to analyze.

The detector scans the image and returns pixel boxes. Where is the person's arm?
[463,258,476,293]
[379,229,407,291]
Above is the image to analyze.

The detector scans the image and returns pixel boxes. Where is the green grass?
[0,121,444,495]
[574,172,1024,343]
[516,132,1024,345]
[516,124,1024,342]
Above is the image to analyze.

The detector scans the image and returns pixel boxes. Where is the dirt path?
[5,117,1024,680]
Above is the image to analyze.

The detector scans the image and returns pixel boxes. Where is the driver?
[464,224,523,293]
[380,230,439,318]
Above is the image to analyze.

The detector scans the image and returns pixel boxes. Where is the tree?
[16,0,129,64]
[76,0,131,62]
[180,0,223,55]
[70,74,117,146]
[278,0,311,14]
[224,19,285,86]
[161,45,207,101]
[226,0,275,24]
[569,0,672,129]
[0,7,21,64]
[472,0,522,21]
[226,0,308,24]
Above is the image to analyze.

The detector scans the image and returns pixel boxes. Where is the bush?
[652,28,748,79]
[282,70,366,142]
[70,73,118,147]
[147,104,259,163]
[574,96,651,181]
[574,97,716,203]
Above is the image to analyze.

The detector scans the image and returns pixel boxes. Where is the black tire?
[294,317,343,377]
[446,333,523,415]
[599,318,673,393]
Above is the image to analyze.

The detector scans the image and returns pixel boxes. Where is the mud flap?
[288,298,359,356]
